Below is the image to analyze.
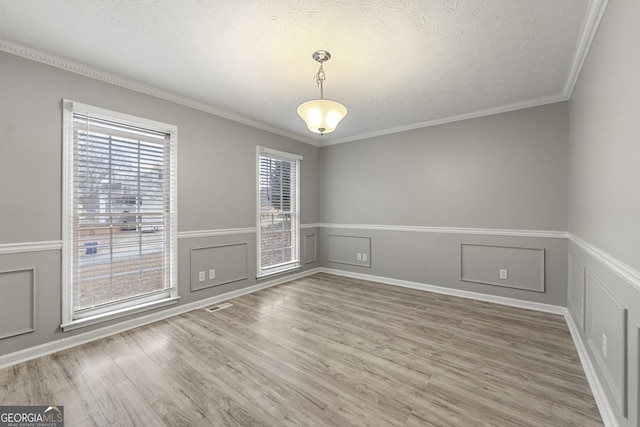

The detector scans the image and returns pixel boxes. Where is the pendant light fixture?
[297,50,347,135]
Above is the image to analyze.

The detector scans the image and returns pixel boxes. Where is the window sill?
[61,296,180,332]
[257,265,301,280]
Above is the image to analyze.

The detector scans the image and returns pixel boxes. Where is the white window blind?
[257,147,301,277]
[62,100,178,328]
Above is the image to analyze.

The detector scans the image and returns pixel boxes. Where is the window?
[257,147,301,277]
[62,100,178,330]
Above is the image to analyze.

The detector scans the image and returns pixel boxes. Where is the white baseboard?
[319,268,566,315]
[0,268,321,370]
[564,311,618,427]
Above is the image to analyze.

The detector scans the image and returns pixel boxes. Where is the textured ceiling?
[0,0,599,145]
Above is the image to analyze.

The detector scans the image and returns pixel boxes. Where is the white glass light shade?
[297,99,347,135]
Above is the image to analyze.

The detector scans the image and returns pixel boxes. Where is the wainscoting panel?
[304,234,317,264]
[568,253,586,330]
[190,243,248,291]
[460,243,545,292]
[586,272,628,416]
[0,268,35,339]
[328,235,371,268]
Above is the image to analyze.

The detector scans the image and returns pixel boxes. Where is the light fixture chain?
[314,63,325,99]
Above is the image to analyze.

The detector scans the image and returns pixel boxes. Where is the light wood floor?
[0,273,602,426]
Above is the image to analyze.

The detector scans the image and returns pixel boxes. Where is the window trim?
[61,99,179,331]
[256,146,302,279]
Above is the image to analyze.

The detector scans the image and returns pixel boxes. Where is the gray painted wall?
[568,2,640,273]
[320,102,569,231]
[319,103,570,306]
[0,51,320,355]
[568,1,640,426]
[0,52,320,241]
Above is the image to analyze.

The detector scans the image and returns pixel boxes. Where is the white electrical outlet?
[209,269,216,280]
[602,334,607,358]
[198,271,205,282]
[499,269,508,280]
[362,253,368,262]
[357,253,362,261]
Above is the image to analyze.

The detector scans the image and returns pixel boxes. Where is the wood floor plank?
[170,361,283,427]
[43,383,109,427]
[91,380,166,426]
[72,340,128,392]
[0,361,47,405]
[148,388,212,427]
[159,343,285,426]
[214,359,339,426]
[0,273,603,426]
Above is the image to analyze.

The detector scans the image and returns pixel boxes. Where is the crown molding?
[323,93,568,146]
[562,0,609,98]
[0,38,317,146]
